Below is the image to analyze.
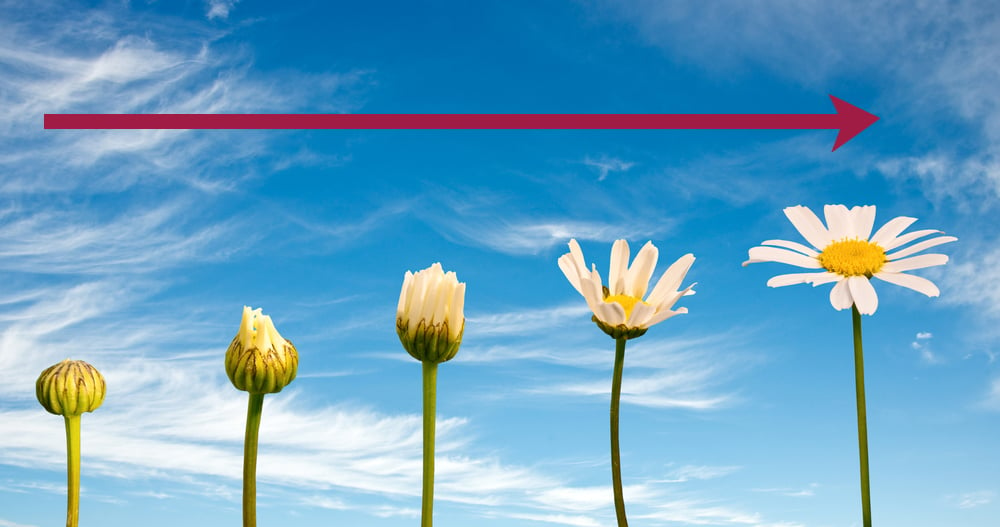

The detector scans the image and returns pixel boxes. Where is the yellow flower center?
[604,294,649,319]
[817,239,887,277]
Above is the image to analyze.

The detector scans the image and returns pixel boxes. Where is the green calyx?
[225,336,299,394]
[36,359,106,417]
[592,316,648,341]
[397,317,464,364]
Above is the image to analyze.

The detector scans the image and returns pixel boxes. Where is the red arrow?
[44,95,878,151]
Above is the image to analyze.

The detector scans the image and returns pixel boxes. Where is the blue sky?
[1,1,998,526]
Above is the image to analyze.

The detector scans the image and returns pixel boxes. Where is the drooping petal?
[654,283,695,312]
[824,204,852,240]
[744,246,822,269]
[625,241,658,298]
[886,236,958,260]
[879,229,942,251]
[873,272,940,297]
[849,205,877,240]
[766,271,840,287]
[881,253,949,272]
[848,276,879,315]
[594,301,626,326]
[869,216,917,247]
[829,278,853,310]
[645,306,687,326]
[761,239,819,256]
[784,205,833,250]
[608,239,630,295]
[646,253,695,306]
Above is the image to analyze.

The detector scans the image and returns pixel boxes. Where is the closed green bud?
[226,306,298,394]
[36,359,106,417]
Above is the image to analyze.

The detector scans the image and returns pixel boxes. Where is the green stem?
[243,392,265,527]
[852,306,872,527]
[611,337,629,527]
[421,361,438,527]
[64,415,80,527]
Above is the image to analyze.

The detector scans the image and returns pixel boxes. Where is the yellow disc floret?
[818,239,887,277]
[604,294,649,319]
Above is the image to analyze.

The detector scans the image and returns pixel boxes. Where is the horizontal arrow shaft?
[44,113,845,130]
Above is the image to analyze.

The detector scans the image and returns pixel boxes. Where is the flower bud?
[396,263,465,364]
[225,306,298,394]
[36,359,106,417]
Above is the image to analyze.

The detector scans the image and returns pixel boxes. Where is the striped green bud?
[225,306,298,394]
[36,359,106,417]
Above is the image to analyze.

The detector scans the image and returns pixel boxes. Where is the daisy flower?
[557,238,695,527]
[558,238,695,339]
[743,204,956,315]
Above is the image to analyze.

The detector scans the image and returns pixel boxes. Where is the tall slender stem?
[64,415,81,527]
[243,392,265,527]
[421,361,439,527]
[610,337,629,527]
[852,306,873,527]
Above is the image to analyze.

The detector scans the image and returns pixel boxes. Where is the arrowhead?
[829,95,879,151]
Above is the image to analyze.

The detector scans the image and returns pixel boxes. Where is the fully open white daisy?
[743,205,956,315]
[558,238,695,338]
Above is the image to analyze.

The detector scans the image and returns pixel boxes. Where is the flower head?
[36,359,106,417]
[743,205,957,315]
[226,306,298,394]
[558,239,695,339]
[396,263,466,364]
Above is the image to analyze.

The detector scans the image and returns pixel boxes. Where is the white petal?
[645,306,686,326]
[824,204,852,240]
[397,271,413,318]
[646,253,695,305]
[881,253,949,272]
[608,239,630,295]
[762,239,819,257]
[869,216,917,247]
[873,272,940,297]
[578,272,607,313]
[766,271,841,287]
[558,254,586,295]
[886,236,957,260]
[627,301,657,327]
[655,283,694,312]
[849,205,877,240]
[879,229,942,251]
[784,205,832,250]
[848,276,878,315]
[594,301,625,325]
[452,282,466,323]
[745,246,822,269]
[626,241,658,298]
[829,278,853,310]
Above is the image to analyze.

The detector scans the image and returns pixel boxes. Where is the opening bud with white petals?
[396,263,466,364]
[226,306,299,394]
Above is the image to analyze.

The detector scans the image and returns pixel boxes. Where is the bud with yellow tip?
[226,306,298,394]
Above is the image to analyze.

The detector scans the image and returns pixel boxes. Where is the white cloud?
[910,331,943,365]
[751,483,819,498]
[983,378,1000,411]
[582,155,635,182]
[950,490,995,509]
[662,464,741,483]
[0,519,40,527]
[0,4,370,196]
[206,0,239,20]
